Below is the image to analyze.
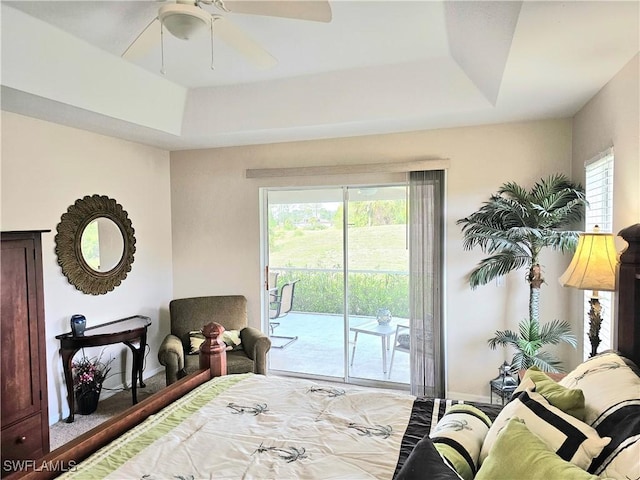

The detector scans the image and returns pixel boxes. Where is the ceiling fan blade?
[223,1,332,23]
[214,17,277,68]
[122,17,160,60]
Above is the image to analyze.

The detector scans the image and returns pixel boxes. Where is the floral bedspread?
[61,374,419,479]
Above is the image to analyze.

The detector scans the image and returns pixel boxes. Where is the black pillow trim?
[518,391,588,462]
[432,436,477,476]
[444,408,492,429]
[590,403,640,473]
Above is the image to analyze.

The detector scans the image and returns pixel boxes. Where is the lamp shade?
[559,232,617,291]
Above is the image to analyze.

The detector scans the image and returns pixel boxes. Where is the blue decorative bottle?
[70,314,86,336]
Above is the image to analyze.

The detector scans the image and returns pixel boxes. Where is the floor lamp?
[559,228,617,357]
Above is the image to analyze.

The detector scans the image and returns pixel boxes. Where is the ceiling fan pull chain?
[210,18,215,70]
[160,21,166,75]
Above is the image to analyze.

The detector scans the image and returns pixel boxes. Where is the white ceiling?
[1,1,638,151]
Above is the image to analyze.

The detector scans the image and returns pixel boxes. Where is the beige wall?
[573,54,639,233]
[571,53,640,356]
[170,118,575,400]
[1,111,174,423]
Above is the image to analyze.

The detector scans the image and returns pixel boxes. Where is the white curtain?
[409,170,445,396]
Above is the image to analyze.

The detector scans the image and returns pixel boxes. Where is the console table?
[55,315,151,423]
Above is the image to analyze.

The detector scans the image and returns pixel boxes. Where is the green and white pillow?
[476,419,604,480]
[479,389,610,471]
[222,329,242,351]
[188,329,242,353]
[429,404,492,480]
[515,366,585,420]
[188,330,205,354]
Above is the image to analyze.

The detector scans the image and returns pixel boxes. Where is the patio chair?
[388,324,410,377]
[269,280,299,348]
[268,271,279,291]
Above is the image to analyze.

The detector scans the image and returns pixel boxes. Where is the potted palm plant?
[457,174,587,372]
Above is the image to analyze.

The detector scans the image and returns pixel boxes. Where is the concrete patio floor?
[268,311,410,387]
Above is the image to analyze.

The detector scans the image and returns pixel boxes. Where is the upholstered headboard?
[617,223,640,367]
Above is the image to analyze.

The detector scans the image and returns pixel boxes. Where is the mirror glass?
[80,218,125,272]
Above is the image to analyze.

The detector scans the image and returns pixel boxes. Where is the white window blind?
[583,148,614,359]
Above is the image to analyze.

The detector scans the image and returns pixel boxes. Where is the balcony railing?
[273,267,409,318]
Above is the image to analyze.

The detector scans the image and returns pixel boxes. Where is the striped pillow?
[429,404,492,480]
[591,400,640,479]
[559,352,640,479]
[479,389,610,471]
[559,352,640,425]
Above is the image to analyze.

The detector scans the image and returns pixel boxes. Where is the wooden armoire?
[1,231,49,476]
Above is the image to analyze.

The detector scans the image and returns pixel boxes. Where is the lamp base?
[588,297,602,358]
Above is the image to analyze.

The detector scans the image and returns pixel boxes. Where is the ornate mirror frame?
[55,194,136,295]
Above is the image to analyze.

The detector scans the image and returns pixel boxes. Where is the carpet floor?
[49,372,166,450]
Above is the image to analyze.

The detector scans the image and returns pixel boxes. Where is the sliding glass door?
[264,185,409,387]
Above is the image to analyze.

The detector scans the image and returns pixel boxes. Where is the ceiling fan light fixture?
[159,4,211,40]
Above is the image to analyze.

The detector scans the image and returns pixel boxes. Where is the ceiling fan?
[123,0,332,72]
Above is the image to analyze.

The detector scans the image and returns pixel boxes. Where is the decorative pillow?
[188,330,205,354]
[429,404,492,480]
[514,366,585,421]
[589,398,640,478]
[476,419,603,480]
[559,352,640,426]
[396,436,463,480]
[479,389,610,470]
[222,329,243,351]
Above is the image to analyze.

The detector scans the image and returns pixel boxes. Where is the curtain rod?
[245,158,450,179]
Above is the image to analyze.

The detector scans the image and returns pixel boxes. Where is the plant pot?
[75,388,101,415]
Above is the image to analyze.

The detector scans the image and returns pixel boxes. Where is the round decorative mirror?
[55,195,136,295]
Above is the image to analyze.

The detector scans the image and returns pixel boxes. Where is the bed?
[16,223,640,479]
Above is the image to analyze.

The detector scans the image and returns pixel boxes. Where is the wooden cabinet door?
[1,237,43,427]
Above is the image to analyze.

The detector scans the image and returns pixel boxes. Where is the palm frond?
[530,350,564,373]
[538,229,581,254]
[498,182,531,205]
[509,351,527,371]
[458,223,519,252]
[487,330,520,350]
[538,319,577,347]
[531,195,587,228]
[530,174,574,202]
[469,250,530,287]
[518,317,538,341]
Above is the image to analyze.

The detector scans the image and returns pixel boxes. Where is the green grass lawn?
[269,224,409,271]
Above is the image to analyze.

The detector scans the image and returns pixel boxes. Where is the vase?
[75,388,101,415]
[70,314,86,336]
[376,308,392,326]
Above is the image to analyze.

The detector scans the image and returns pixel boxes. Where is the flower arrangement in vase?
[72,350,113,415]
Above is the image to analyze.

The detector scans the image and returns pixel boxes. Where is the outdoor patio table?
[349,320,406,374]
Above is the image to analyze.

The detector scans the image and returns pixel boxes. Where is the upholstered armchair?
[158,295,271,385]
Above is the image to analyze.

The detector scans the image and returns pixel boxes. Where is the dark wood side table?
[55,315,151,423]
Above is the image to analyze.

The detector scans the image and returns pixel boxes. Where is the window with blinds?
[584,148,614,359]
